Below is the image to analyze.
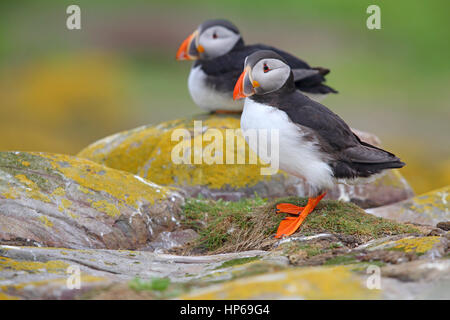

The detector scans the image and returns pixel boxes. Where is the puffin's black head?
[176,19,242,61]
[233,50,292,100]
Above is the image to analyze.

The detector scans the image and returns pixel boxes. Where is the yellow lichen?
[67,211,79,219]
[0,257,68,273]
[33,152,169,211]
[61,198,72,209]
[14,174,51,203]
[0,274,108,293]
[392,236,441,254]
[21,161,30,167]
[15,174,35,187]
[0,292,20,300]
[1,188,19,199]
[30,192,52,203]
[182,266,378,300]
[52,187,66,197]
[409,186,449,213]
[92,200,120,218]
[78,185,93,194]
[38,216,54,228]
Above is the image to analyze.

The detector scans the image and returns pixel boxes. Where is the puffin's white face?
[197,26,241,59]
[250,58,291,94]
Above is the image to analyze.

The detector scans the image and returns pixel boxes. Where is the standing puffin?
[233,50,405,238]
[176,19,337,113]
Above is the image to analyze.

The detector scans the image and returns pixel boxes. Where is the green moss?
[126,277,190,299]
[215,256,261,269]
[329,242,344,249]
[285,243,324,257]
[324,255,358,266]
[129,277,170,292]
[0,152,54,191]
[182,195,268,252]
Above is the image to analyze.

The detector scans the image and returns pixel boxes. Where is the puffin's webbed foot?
[276,203,305,215]
[275,192,326,239]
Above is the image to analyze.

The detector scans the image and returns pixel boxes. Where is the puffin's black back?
[195,41,337,94]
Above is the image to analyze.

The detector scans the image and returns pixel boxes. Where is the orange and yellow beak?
[233,66,258,100]
[176,30,202,60]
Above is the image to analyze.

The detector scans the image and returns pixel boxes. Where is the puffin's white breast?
[241,98,334,193]
[188,65,244,112]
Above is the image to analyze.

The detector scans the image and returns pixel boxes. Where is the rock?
[437,221,450,231]
[380,274,450,300]
[144,229,199,252]
[0,245,265,299]
[357,249,417,265]
[0,151,184,250]
[366,186,449,226]
[361,236,448,260]
[180,266,379,299]
[1,234,448,299]
[77,114,413,208]
[381,259,450,282]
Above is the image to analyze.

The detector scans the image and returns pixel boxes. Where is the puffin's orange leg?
[276,203,305,215]
[275,192,326,239]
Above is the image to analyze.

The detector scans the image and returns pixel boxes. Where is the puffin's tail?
[346,141,405,177]
[332,138,405,179]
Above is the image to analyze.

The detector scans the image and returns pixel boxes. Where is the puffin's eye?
[212,32,218,39]
[263,63,270,73]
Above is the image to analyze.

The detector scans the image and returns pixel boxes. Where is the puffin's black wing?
[248,44,338,94]
[198,43,337,94]
[276,92,404,178]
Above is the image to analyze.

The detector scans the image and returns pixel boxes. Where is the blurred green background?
[0,0,449,194]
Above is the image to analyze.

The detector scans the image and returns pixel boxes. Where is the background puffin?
[176,19,337,113]
[233,50,405,239]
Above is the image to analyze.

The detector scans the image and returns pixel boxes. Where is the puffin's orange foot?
[276,203,305,215]
[275,215,304,239]
[275,192,326,239]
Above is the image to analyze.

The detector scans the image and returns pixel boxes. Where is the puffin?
[176,19,337,113]
[233,50,405,239]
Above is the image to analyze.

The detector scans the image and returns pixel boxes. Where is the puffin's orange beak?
[233,66,255,100]
[176,31,199,60]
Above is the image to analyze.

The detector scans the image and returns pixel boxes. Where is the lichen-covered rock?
[0,245,266,299]
[364,236,447,258]
[367,186,449,226]
[181,266,379,299]
[77,114,413,208]
[2,232,448,300]
[381,259,450,283]
[0,152,184,250]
